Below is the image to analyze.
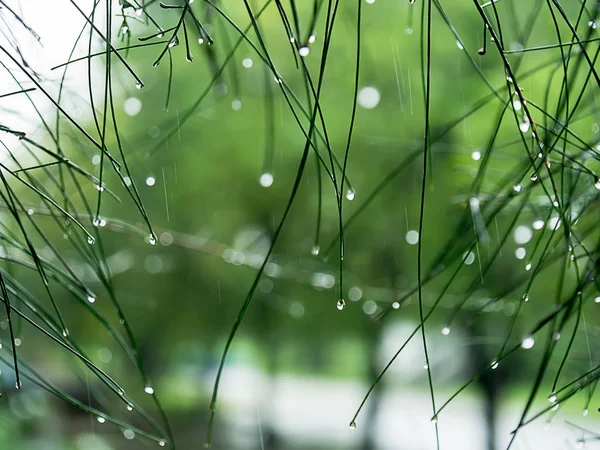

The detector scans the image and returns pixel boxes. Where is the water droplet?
[62,329,69,337]
[548,393,557,403]
[463,251,475,265]
[87,295,96,303]
[93,218,100,227]
[242,58,253,68]
[15,380,22,389]
[441,327,450,336]
[97,416,106,423]
[259,173,274,187]
[530,172,538,182]
[513,100,522,111]
[423,362,429,370]
[124,429,135,440]
[552,332,561,341]
[589,20,597,29]
[525,263,532,271]
[299,46,310,57]
[515,247,526,260]
[159,441,166,447]
[491,361,499,370]
[392,301,400,309]
[336,299,346,311]
[551,403,559,411]
[471,150,481,161]
[149,234,157,246]
[231,99,242,111]
[595,296,600,303]
[358,86,381,109]
[456,40,464,50]
[144,386,154,395]
[521,336,535,349]
[311,245,320,256]
[514,225,532,244]
[594,177,600,190]
[135,81,144,89]
[519,119,530,132]
[146,176,156,186]
[126,404,134,411]
[87,236,95,245]
[583,408,589,416]
[349,421,356,429]
[308,34,316,44]
[513,183,522,193]
[346,188,356,201]
[533,219,544,230]
[405,230,419,245]
[431,416,438,424]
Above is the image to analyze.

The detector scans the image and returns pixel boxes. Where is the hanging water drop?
[441,327,450,336]
[126,404,134,411]
[513,183,522,193]
[521,336,535,349]
[87,295,96,304]
[337,299,346,311]
[548,393,557,403]
[299,46,310,57]
[311,245,320,256]
[583,409,589,416]
[346,188,356,201]
[159,441,166,447]
[149,234,157,246]
[423,362,429,370]
[87,236,95,245]
[97,416,106,423]
[349,421,356,429]
[491,361,499,370]
[135,81,144,89]
[594,177,600,190]
[144,386,155,395]
[259,173,274,187]
[530,172,538,182]
[93,218,100,227]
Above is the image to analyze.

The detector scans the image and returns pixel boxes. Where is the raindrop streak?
[337,299,346,311]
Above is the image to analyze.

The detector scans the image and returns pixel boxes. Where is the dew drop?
[135,81,144,89]
[346,188,356,201]
[299,46,310,57]
[144,386,154,395]
[349,421,356,429]
[159,441,166,447]
[97,416,106,423]
[595,296,600,303]
[525,263,532,271]
[336,299,346,311]
[149,234,157,246]
[62,329,69,337]
[423,362,429,370]
[583,408,589,416]
[441,327,450,336]
[471,150,481,161]
[521,336,535,349]
[491,361,499,370]
[87,236,95,245]
[242,58,253,68]
[431,416,438,424]
[259,173,274,187]
[513,183,522,193]
[594,177,600,190]
[146,176,156,186]
[308,34,316,44]
[530,172,538,182]
[87,295,96,303]
[548,393,557,403]
[405,230,419,245]
[456,40,464,50]
[126,404,134,411]
[311,245,320,256]
[93,218,100,227]
[198,37,205,44]
[15,380,22,390]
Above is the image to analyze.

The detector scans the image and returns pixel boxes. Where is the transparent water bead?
[548,393,557,403]
[441,327,450,336]
[260,173,274,187]
[299,46,310,57]
[491,361,499,370]
[97,416,106,423]
[144,386,154,395]
[87,295,96,304]
[87,236,95,245]
[135,81,144,89]
[336,299,346,311]
[513,183,522,193]
[346,188,356,201]
[358,86,381,109]
[311,245,320,256]
[521,336,535,349]
[149,234,157,246]
[349,421,356,429]
[405,230,419,245]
